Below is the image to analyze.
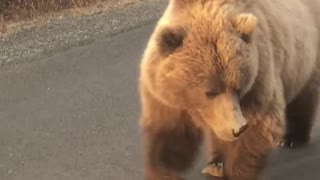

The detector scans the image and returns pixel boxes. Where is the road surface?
[0,22,319,180]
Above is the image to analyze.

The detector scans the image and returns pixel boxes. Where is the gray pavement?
[0,22,319,180]
[0,0,167,68]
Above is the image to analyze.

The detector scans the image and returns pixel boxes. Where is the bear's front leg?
[224,110,286,180]
[143,120,203,180]
[140,88,203,180]
[202,129,228,178]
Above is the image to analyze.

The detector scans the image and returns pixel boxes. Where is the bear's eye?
[158,28,185,54]
[205,91,220,98]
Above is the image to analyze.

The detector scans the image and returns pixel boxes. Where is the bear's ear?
[232,13,257,43]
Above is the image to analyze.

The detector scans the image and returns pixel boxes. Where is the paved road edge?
[0,0,168,69]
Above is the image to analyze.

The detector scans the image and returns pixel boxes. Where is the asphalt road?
[0,22,319,180]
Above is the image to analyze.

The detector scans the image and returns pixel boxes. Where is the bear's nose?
[232,123,249,137]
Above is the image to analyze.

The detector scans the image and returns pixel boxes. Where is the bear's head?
[140,0,259,141]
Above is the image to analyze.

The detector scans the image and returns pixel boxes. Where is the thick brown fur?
[138,0,320,179]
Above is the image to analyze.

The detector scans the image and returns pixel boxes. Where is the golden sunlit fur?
[138,0,320,179]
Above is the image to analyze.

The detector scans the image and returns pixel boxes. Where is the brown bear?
[138,0,320,179]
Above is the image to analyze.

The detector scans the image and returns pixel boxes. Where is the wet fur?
[138,0,320,179]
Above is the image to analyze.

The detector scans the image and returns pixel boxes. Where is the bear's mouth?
[232,123,249,137]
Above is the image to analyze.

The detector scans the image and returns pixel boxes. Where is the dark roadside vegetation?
[0,0,121,33]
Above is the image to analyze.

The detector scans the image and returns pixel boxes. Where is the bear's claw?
[278,139,294,148]
[278,137,308,149]
[202,162,224,177]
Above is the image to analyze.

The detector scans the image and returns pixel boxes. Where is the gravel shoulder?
[0,0,167,69]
